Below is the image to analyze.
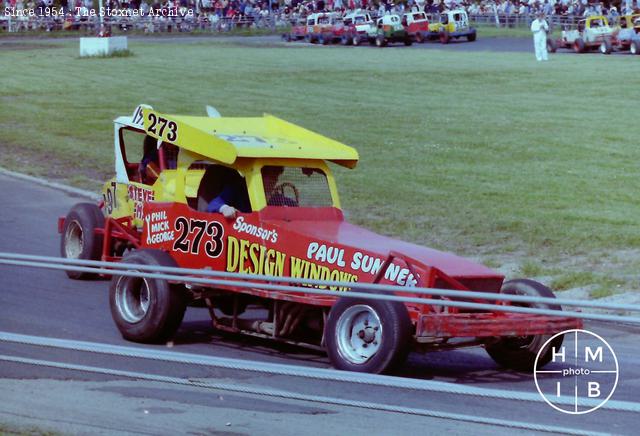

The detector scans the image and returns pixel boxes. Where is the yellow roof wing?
[142,109,358,168]
[142,109,237,164]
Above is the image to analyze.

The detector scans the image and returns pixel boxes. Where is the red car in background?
[403,11,430,43]
[283,17,307,42]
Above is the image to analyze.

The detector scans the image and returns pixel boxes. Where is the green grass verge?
[78,49,134,59]
[0,422,59,435]
[474,24,534,38]
[1,37,639,292]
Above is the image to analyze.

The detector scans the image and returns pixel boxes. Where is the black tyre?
[547,38,556,53]
[109,249,187,343]
[340,35,349,45]
[439,31,450,44]
[404,35,413,46]
[467,30,477,42]
[352,35,360,46]
[600,39,612,54]
[415,32,424,43]
[60,203,104,279]
[485,279,564,372]
[375,34,386,47]
[631,40,640,55]
[325,296,412,374]
[574,38,585,53]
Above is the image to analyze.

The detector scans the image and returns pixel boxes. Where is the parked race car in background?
[402,11,430,43]
[59,105,582,374]
[305,12,344,45]
[375,14,413,47]
[548,15,615,54]
[427,9,476,44]
[340,11,376,45]
[282,18,307,42]
[611,14,640,54]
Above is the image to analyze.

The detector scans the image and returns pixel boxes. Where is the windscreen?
[261,166,333,207]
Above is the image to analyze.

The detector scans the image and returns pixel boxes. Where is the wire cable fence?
[1,252,639,324]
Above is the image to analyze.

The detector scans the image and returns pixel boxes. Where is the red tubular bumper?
[417,312,583,339]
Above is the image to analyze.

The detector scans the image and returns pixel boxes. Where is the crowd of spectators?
[2,0,639,33]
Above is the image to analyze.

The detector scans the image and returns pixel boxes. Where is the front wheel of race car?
[485,279,564,372]
[599,39,612,54]
[630,40,639,55]
[325,297,412,374]
[109,249,186,344]
[547,38,557,53]
[60,202,105,279]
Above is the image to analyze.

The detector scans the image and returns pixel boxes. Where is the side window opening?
[120,128,179,184]
[192,164,251,214]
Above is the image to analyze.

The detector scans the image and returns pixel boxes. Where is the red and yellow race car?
[59,105,581,374]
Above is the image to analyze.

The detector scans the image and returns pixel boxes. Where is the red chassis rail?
[58,217,582,340]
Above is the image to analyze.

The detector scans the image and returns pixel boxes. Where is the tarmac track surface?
[0,172,639,435]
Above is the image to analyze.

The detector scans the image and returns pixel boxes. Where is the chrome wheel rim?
[115,275,151,323]
[335,305,382,364]
[631,43,637,55]
[64,220,83,258]
[600,42,606,53]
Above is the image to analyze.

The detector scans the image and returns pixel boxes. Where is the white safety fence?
[1,252,640,324]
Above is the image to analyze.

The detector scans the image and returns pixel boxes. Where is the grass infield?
[1,37,639,294]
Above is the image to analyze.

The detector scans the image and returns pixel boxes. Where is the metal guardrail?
[469,13,586,28]
[1,252,639,324]
[0,12,606,34]
[0,14,279,33]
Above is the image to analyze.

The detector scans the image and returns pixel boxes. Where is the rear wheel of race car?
[352,35,360,46]
[109,249,186,344]
[340,35,349,45]
[439,31,450,44]
[547,38,556,53]
[599,39,612,54]
[485,279,564,372]
[404,35,413,46]
[467,30,477,42]
[415,32,424,43]
[631,40,640,55]
[60,203,104,279]
[325,297,412,374]
[574,38,585,53]
[375,34,386,47]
